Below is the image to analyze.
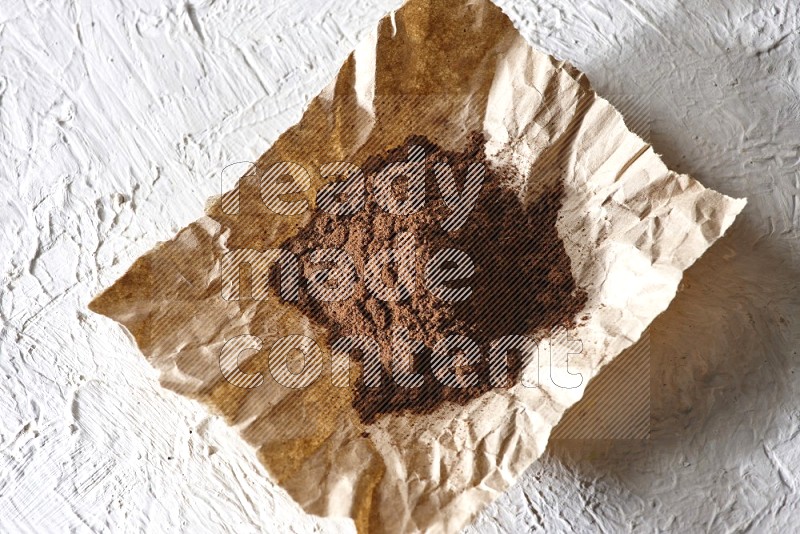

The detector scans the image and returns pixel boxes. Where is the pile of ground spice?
[284,133,587,424]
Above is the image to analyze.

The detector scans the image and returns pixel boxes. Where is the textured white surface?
[0,0,797,532]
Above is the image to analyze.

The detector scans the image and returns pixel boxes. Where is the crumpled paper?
[89,0,746,532]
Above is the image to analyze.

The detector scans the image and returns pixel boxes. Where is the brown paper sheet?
[89,0,746,532]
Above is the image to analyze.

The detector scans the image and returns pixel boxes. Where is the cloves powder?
[284,133,587,423]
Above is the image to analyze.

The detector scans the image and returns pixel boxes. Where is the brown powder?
[284,133,587,423]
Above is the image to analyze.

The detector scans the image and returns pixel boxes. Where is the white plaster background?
[1,0,798,532]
